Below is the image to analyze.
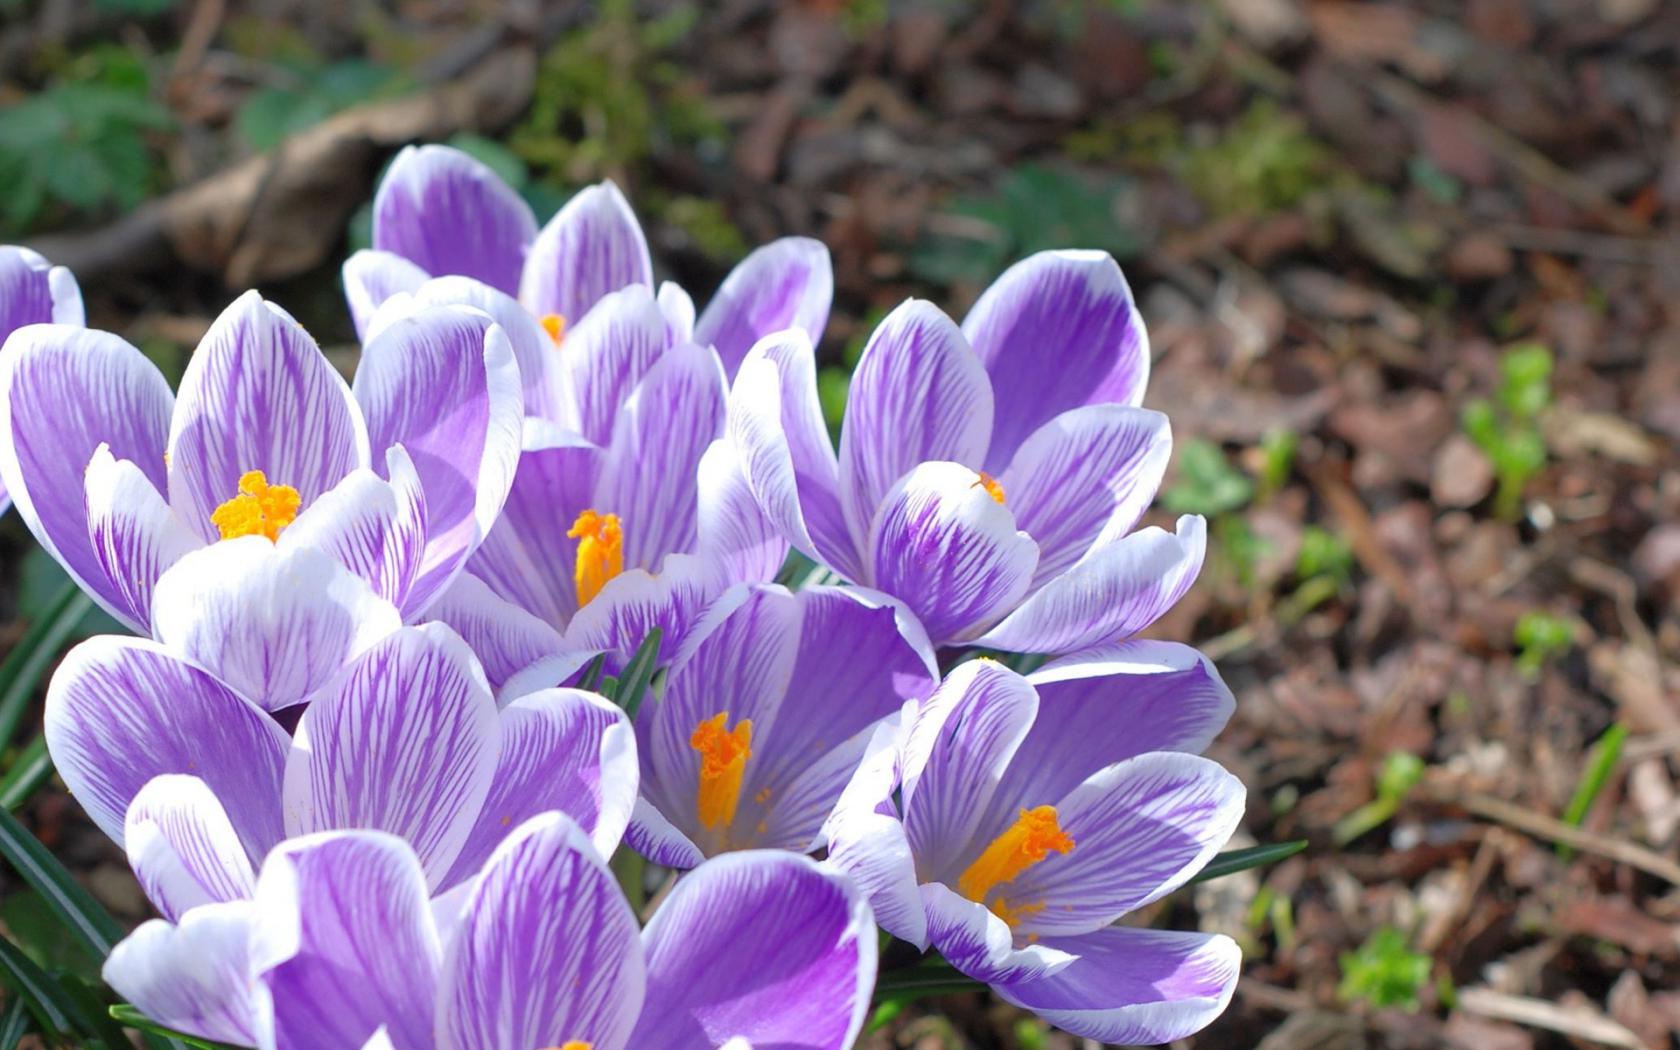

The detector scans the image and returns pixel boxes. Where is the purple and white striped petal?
[251,831,442,1050]
[595,341,728,572]
[440,813,644,1050]
[694,438,786,587]
[995,927,1241,1044]
[382,274,561,422]
[468,422,602,630]
[83,445,201,631]
[728,330,859,581]
[519,180,653,325]
[998,405,1172,585]
[899,660,1038,882]
[553,284,670,445]
[963,641,1235,844]
[353,304,523,615]
[167,292,369,543]
[441,688,636,888]
[625,797,707,871]
[279,445,428,612]
[0,245,83,335]
[658,281,696,344]
[103,902,258,1048]
[974,514,1206,655]
[920,881,1075,985]
[694,237,833,378]
[282,624,500,887]
[728,587,935,852]
[151,539,402,713]
[0,325,174,632]
[342,249,429,341]
[44,637,290,857]
[838,300,994,548]
[372,145,537,297]
[560,552,716,675]
[0,245,84,515]
[962,250,1150,469]
[124,775,257,921]
[633,851,875,1050]
[425,572,568,697]
[867,461,1038,645]
[1001,752,1245,937]
[821,717,923,942]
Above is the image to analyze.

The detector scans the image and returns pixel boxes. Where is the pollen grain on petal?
[539,313,567,347]
[972,470,1006,504]
[690,712,753,831]
[210,470,301,543]
[567,509,623,607]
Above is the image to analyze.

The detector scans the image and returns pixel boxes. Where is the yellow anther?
[690,712,753,831]
[567,509,623,607]
[540,1043,591,1050]
[210,470,301,542]
[973,470,1006,504]
[956,806,1073,919]
[539,313,567,347]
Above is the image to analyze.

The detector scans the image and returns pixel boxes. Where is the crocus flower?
[0,290,520,632]
[44,600,634,910]
[0,245,83,515]
[626,582,937,868]
[825,650,1244,1044]
[343,143,832,379]
[730,250,1204,653]
[104,813,876,1050]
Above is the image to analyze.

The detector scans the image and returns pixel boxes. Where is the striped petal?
[103,902,258,1048]
[0,325,174,631]
[342,249,429,341]
[283,624,500,888]
[167,291,369,543]
[124,775,257,921]
[372,144,536,296]
[694,237,832,378]
[963,250,1150,469]
[519,180,653,324]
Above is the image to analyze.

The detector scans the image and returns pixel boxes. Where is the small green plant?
[1333,751,1424,846]
[1296,526,1354,585]
[1161,439,1254,517]
[1513,610,1573,677]
[0,47,171,232]
[1558,722,1629,858]
[1184,100,1331,217]
[1339,927,1433,1010]
[1462,343,1553,519]
[909,165,1139,287]
[236,58,409,150]
[1256,428,1298,500]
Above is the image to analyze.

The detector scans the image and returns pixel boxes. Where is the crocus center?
[540,313,567,347]
[210,470,301,542]
[972,470,1006,504]
[567,509,623,607]
[690,712,753,830]
[956,805,1073,925]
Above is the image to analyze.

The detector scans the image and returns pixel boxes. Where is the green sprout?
[1339,927,1433,1010]
[1161,439,1254,517]
[1332,751,1424,846]
[1296,525,1354,586]
[1513,610,1574,678]
[1462,343,1553,519]
[1256,428,1298,500]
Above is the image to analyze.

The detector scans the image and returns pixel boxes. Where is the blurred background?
[1,0,1678,1047]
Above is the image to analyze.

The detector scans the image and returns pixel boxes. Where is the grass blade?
[0,582,92,751]
[0,992,31,1049]
[1189,840,1308,884]
[0,934,128,1047]
[0,736,51,811]
[109,1005,244,1050]
[0,806,124,956]
[606,628,662,719]
[1559,722,1629,860]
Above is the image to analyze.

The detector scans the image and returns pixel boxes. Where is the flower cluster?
[0,143,1245,1049]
